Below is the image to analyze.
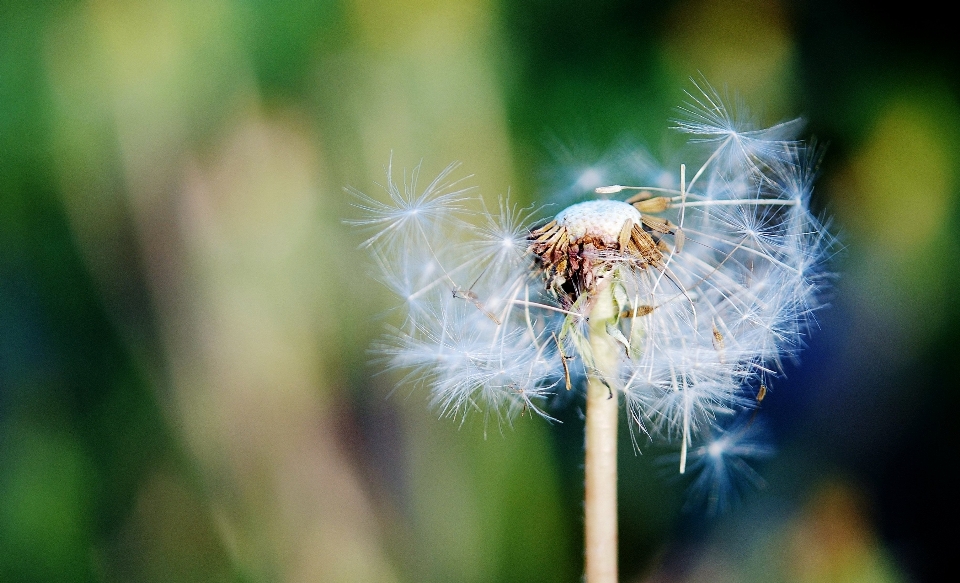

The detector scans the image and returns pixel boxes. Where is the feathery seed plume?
[349,81,833,482]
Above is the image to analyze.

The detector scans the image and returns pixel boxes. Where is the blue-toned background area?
[2,1,956,581]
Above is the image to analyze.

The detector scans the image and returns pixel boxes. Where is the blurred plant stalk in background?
[45,1,403,580]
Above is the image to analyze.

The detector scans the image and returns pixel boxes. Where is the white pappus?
[348,82,834,481]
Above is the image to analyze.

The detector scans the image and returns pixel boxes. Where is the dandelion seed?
[680,416,775,515]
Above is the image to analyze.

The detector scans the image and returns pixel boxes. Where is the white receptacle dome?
[555,200,641,245]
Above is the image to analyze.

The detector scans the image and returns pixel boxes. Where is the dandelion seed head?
[349,81,834,491]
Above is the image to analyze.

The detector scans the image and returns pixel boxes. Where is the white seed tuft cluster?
[348,82,834,492]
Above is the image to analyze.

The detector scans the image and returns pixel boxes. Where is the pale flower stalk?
[349,83,833,582]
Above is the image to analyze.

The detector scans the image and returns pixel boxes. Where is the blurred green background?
[1,1,957,581]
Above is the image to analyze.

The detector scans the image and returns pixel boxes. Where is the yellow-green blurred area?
[1,0,957,581]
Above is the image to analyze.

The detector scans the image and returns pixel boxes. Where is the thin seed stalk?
[584,279,619,583]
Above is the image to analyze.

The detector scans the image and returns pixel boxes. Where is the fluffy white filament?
[349,83,833,477]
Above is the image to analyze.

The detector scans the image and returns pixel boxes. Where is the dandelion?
[349,82,833,583]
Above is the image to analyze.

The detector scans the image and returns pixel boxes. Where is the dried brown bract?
[527,200,678,307]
